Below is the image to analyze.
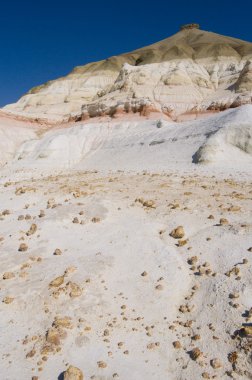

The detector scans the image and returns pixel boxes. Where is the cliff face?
[3,27,252,122]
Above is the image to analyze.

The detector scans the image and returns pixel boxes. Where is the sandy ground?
[0,169,251,380]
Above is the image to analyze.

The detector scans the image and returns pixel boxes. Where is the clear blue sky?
[1,0,251,107]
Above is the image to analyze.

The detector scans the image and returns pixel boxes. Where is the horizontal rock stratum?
[3,26,252,122]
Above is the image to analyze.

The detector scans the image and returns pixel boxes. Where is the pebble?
[170,226,185,239]
[63,365,83,380]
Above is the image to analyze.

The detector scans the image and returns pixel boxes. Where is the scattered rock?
[135,198,156,209]
[228,351,238,364]
[2,296,14,304]
[3,272,15,280]
[68,282,82,298]
[219,218,229,225]
[202,373,210,379]
[170,226,185,239]
[229,292,239,299]
[147,342,160,350]
[53,248,62,256]
[19,243,28,252]
[210,358,222,369]
[177,239,188,247]
[241,326,252,336]
[63,365,83,380]
[188,256,198,265]
[91,217,101,223]
[26,224,37,236]
[189,347,202,361]
[173,341,181,349]
[46,327,67,345]
[97,361,107,368]
[103,329,109,336]
[39,210,45,218]
[49,275,64,287]
[228,206,241,212]
[2,209,11,216]
[53,316,73,329]
[192,334,201,341]
[26,349,36,358]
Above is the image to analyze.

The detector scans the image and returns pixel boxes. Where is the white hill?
[2,24,252,122]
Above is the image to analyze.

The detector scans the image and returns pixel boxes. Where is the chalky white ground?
[0,106,252,379]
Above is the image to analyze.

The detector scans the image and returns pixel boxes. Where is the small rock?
[147,342,159,350]
[63,365,83,380]
[170,226,185,239]
[202,373,210,379]
[142,200,156,208]
[228,351,238,364]
[39,210,45,218]
[91,217,101,223]
[141,271,148,277]
[46,328,66,345]
[173,341,181,349]
[177,239,188,247]
[188,256,198,265]
[26,224,37,236]
[3,272,15,280]
[103,329,109,336]
[2,209,10,216]
[229,292,239,299]
[26,349,36,358]
[53,316,73,329]
[49,275,64,287]
[241,326,252,336]
[210,358,222,369]
[192,334,201,341]
[54,248,62,256]
[190,347,202,361]
[3,296,14,304]
[97,361,107,368]
[228,206,241,212]
[68,282,82,298]
[19,243,28,252]
[219,218,229,225]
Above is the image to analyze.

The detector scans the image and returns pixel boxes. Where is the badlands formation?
[3,24,252,122]
[0,25,252,380]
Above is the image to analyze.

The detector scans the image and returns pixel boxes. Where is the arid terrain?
[0,169,252,379]
[1,24,252,380]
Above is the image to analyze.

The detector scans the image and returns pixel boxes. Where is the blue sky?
[0,0,251,106]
